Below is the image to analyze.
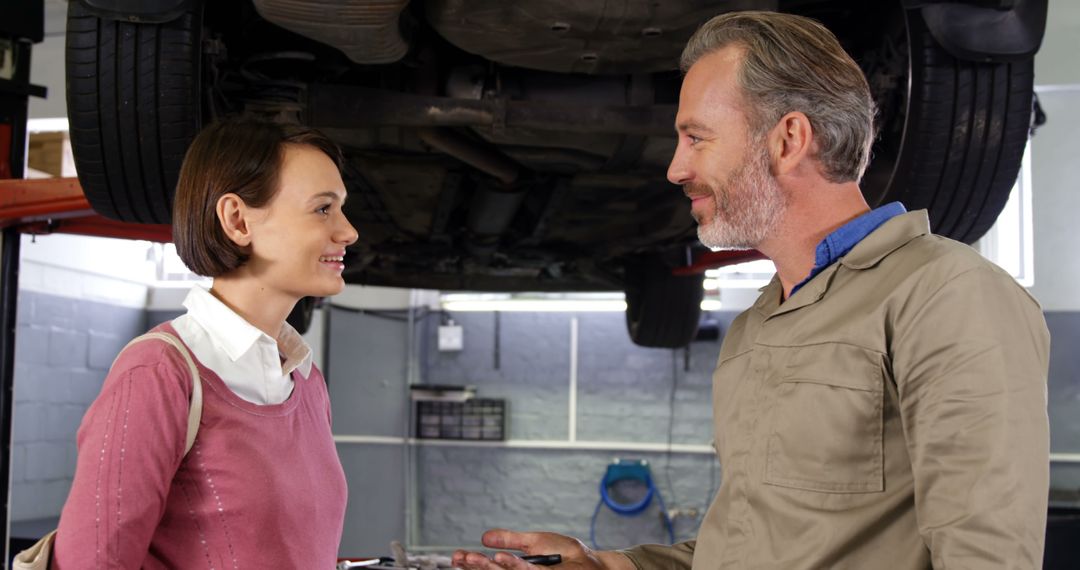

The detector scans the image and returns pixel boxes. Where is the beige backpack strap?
[115,332,203,455]
[11,334,204,568]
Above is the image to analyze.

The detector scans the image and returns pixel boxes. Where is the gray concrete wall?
[146,309,184,329]
[29,0,68,120]
[1035,0,1080,87]
[329,309,734,552]
[326,307,410,556]
[1028,88,1080,311]
[420,311,728,445]
[417,447,717,550]
[10,291,146,523]
[1047,312,1080,455]
[419,310,729,549]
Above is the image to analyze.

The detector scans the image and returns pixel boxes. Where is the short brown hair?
[172,118,343,277]
[681,11,875,183]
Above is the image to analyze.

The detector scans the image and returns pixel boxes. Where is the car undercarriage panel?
[251,0,411,64]
[425,0,778,74]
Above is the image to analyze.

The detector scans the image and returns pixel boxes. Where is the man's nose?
[667,144,691,186]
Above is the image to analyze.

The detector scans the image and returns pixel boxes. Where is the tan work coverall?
[622,210,1051,569]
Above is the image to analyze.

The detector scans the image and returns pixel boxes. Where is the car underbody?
[65,0,1047,345]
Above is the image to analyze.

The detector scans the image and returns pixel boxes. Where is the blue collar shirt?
[790,201,908,296]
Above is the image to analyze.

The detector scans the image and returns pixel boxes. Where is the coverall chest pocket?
[763,344,885,493]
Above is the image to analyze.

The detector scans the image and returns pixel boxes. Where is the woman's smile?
[318,253,346,272]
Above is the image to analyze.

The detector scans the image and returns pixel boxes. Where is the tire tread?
[65,1,201,224]
[878,11,1034,244]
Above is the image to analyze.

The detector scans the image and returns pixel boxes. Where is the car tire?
[625,259,704,349]
[65,1,203,224]
[862,8,1035,244]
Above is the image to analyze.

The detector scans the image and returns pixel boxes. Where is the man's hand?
[451,529,635,570]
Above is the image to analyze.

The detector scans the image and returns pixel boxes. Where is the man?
[454,11,1050,570]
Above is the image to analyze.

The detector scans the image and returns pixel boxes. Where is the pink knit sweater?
[53,323,347,569]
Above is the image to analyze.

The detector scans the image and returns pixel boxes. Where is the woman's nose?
[337,215,359,245]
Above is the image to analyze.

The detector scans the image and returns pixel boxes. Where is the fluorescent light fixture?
[704,259,776,278]
[704,259,775,289]
[700,299,723,311]
[442,299,627,312]
[440,294,723,312]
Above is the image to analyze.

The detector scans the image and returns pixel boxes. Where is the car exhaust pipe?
[418,127,526,260]
[417,127,520,185]
[464,185,527,259]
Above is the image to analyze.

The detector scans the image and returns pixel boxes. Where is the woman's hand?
[451,529,635,570]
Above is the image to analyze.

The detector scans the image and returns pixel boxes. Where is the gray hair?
[681,11,876,183]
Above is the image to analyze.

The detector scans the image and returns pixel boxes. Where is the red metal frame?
[0,177,172,242]
[0,123,12,179]
[674,248,767,275]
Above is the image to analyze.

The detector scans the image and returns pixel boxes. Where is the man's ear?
[769,111,814,176]
[216,193,253,247]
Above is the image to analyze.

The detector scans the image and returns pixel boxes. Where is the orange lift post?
[0,177,172,242]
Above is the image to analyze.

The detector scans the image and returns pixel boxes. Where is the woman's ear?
[216,193,253,247]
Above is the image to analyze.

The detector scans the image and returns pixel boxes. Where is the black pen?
[521,554,562,566]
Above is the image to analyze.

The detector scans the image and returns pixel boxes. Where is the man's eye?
[687,135,702,146]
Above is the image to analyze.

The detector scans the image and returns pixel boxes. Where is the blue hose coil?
[590,460,675,549]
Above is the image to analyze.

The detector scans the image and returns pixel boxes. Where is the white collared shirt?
[171,286,313,405]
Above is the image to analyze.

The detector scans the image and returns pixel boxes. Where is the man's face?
[668,46,787,250]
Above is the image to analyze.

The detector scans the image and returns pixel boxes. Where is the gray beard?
[695,147,787,250]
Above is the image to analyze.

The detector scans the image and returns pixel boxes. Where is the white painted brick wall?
[402,311,732,549]
[417,447,719,549]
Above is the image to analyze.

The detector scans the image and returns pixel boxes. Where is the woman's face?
[243,144,358,301]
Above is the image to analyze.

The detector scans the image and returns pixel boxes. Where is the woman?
[52,118,358,568]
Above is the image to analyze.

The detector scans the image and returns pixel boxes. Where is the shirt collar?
[278,323,313,378]
[839,208,930,269]
[790,201,907,295]
[754,206,928,319]
[182,286,313,378]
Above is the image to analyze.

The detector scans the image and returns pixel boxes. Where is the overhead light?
[441,299,723,312]
[442,299,628,312]
[700,299,722,311]
[704,259,776,279]
[440,290,722,312]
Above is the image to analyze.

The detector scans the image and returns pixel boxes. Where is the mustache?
[682,182,714,199]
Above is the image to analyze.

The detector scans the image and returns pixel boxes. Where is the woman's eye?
[317,204,332,215]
